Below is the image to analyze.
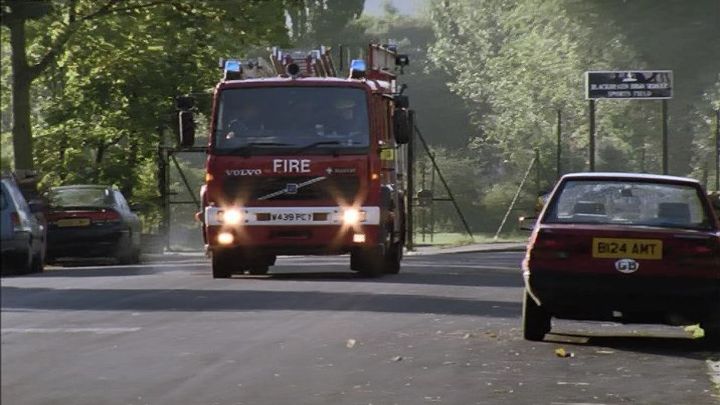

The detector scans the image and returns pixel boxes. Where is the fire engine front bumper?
[204,206,383,254]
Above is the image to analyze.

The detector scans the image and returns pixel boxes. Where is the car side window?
[114,191,129,212]
[0,183,8,210]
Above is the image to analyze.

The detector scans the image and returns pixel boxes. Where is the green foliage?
[689,75,720,190]
[423,0,720,231]
[286,0,365,46]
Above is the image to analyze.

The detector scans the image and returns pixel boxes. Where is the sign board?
[585,70,672,100]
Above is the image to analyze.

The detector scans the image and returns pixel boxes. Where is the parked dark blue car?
[45,185,141,264]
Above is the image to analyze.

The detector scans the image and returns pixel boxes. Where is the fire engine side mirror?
[393,109,411,145]
[178,111,195,147]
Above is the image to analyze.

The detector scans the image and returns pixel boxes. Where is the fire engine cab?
[178,44,412,278]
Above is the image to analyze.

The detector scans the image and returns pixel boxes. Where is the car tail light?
[10,212,22,231]
[676,237,720,257]
[91,209,121,224]
[529,229,571,260]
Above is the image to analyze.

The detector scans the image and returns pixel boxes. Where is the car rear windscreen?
[48,188,115,208]
[544,180,713,230]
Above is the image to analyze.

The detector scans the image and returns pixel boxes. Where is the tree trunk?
[9,18,34,173]
[93,143,106,183]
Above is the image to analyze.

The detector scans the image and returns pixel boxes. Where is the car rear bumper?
[1,233,30,254]
[47,226,127,258]
[524,271,720,324]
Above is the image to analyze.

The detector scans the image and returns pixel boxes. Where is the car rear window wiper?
[292,141,341,155]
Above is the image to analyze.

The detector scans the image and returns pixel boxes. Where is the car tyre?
[700,322,720,345]
[352,248,384,278]
[383,241,402,274]
[116,232,139,265]
[522,291,551,341]
[212,251,234,279]
[29,251,43,274]
[247,266,269,275]
[18,243,33,274]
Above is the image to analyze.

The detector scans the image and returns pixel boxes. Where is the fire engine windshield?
[215,87,369,154]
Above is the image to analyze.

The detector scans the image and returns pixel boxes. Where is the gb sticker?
[615,259,639,274]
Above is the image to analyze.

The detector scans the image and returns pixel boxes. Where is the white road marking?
[708,360,720,386]
[2,327,141,335]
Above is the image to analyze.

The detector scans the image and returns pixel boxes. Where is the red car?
[522,173,720,342]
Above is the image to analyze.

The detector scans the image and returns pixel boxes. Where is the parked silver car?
[1,175,46,275]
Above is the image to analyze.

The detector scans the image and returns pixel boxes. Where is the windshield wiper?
[224,142,290,156]
[292,141,341,155]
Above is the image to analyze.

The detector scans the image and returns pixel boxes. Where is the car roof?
[560,172,700,185]
[50,185,113,190]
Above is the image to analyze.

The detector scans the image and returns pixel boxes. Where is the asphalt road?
[2,251,718,405]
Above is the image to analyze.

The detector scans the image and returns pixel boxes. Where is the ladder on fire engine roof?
[270,46,337,78]
[222,43,407,81]
[219,57,275,80]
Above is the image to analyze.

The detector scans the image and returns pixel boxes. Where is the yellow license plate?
[56,218,91,227]
[592,238,662,260]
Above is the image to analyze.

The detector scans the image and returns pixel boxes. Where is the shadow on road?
[545,332,719,360]
[0,285,520,318]
[21,263,524,289]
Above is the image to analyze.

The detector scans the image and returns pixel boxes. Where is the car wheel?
[383,241,403,274]
[116,233,140,265]
[130,246,141,264]
[700,322,720,345]
[522,291,551,341]
[247,266,269,275]
[211,251,234,279]
[19,243,33,274]
[29,251,44,274]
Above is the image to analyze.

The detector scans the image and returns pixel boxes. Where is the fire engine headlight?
[218,208,243,225]
[342,208,366,225]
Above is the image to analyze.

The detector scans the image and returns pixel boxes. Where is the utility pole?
[589,100,596,172]
[535,148,541,194]
[406,110,415,250]
[662,99,669,175]
[715,109,719,191]
[556,109,562,179]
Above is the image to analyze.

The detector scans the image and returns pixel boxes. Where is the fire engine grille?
[222,176,361,202]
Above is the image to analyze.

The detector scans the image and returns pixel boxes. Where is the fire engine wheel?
[211,251,234,279]
[522,291,551,341]
[352,248,385,278]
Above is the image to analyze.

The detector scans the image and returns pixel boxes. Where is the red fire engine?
[178,44,412,278]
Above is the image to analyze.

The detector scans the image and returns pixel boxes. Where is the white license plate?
[270,213,313,222]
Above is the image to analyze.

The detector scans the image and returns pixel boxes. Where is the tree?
[2,0,167,172]
[1,0,289,174]
[285,0,365,46]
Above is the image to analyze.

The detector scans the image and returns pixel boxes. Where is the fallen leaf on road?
[392,356,403,362]
[346,339,357,348]
[554,348,575,358]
